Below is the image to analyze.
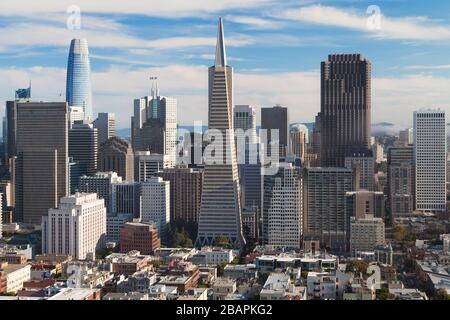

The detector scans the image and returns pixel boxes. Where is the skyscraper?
[15,102,68,224]
[134,151,171,182]
[69,123,98,177]
[303,167,355,252]
[414,110,447,212]
[387,146,414,216]
[262,163,302,249]
[156,166,204,222]
[79,171,122,214]
[132,86,177,167]
[93,113,116,145]
[141,177,170,241]
[196,18,245,247]
[234,105,257,145]
[261,105,288,159]
[344,150,374,191]
[290,124,309,162]
[321,54,372,167]
[98,137,134,182]
[66,39,93,120]
[41,193,106,260]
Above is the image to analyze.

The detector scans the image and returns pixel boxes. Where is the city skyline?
[1,1,450,128]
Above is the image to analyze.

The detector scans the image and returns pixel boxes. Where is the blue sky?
[1,0,450,129]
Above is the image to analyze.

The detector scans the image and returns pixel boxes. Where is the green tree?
[436,289,450,300]
[346,260,369,274]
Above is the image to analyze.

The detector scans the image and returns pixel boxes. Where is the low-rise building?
[188,247,233,266]
[120,222,161,255]
[260,272,306,300]
[106,251,153,276]
[117,269,157,293]
[212,277,237,300]
[223,264,257,280]
[390,288,428,300]
[177,287,210,300]
[47,288,101,300]
[0,262,31,293]
[0,253,27,265]
[306,272,337,300]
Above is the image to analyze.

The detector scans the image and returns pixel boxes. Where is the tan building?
[156,166,203,222]
[15,102,68,225]
[99,137,134,182]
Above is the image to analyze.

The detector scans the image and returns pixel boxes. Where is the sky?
[1,0,450,129]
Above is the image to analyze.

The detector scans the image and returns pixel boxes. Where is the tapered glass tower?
[196,18,245,247]
[66,38,93,120]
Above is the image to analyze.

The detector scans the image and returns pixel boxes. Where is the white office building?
[414,110,447,212]
[134,152,171,182]
[263,163,302,249]
[141,177,170,239]
[41,193,107,260]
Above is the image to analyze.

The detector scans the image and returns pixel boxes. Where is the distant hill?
[115,122,411,139]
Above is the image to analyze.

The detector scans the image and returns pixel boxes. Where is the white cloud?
[3,64,449,130]
[276,5,450,41]
[225,15,284,29]
[0,0,273,18]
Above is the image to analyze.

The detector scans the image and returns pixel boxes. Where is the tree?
[376,287,394,300]
[436,289,450,300]
[394,225,407,242]
[346,260,369,275]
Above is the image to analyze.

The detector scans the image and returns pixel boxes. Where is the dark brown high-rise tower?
[320,54,371,167]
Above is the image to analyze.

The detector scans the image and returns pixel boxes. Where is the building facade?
[98,137,134,182]
[66,39,93,120]
[414,110,447,212]
[196,18,245,247]
[141,177,170,240]
[120,222,161,255]
[320,54,372,167]
[42,193,107,260]
[15,102,69,225]
[93,113,116,145]
[262,163,302,249]
[156,166,203,222]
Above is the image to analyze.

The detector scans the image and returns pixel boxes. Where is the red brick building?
[120,222,161,255]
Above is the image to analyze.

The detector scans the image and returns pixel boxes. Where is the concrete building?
[260,272,305,300]
[387,147,414,216]
[120,222,161,255]
[303,167,355,252]
[131,85,177,167]
[399,128,413,146]
[0,263,31,293]
[212,277,237,300]
[241,206,258,241]
[41,193,107,260]
[349,216,385,254]
[15,102,69,224]
[111,182,141,218]
[106,213,133,243]
[188,247,233,265]
[344,150,374,191]
[141,177,170,240]
[134,151,171,182]
[196,18,245,247]
[98,137,134,182]
[290,124,309,162]
[262,163,302,249]
[321,54,372,167]
[156,166,203,222]
[345,190,385,220]
[93,113,116,145]
[414,110,447,212]
[306,272,337,300]
[79,172,122,214]
[234,105,257,146]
